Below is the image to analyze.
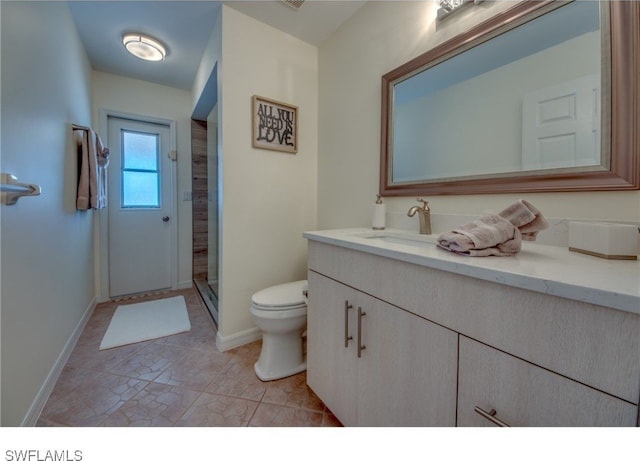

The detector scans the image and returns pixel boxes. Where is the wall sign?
[252,95,298,154]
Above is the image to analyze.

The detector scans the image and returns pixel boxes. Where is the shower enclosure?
[191,107,219,324]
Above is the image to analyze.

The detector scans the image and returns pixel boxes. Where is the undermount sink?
[350,230,439,249]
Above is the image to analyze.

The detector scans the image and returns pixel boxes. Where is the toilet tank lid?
[252,280,308,308]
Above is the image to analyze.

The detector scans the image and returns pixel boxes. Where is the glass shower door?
[191,104,219,325]
[206,107,219,305]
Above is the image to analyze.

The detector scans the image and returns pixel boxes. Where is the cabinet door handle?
[357,306,367,358]
[474,406,511,427]
[344,301,353,348]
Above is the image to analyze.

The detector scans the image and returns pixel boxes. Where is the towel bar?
[1,173,41,205]
[72,123,90,131]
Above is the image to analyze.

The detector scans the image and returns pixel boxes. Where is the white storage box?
[568,221,639,260]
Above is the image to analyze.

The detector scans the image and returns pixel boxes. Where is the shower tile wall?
[191,119,208,280]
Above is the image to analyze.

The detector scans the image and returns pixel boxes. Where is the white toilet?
[250,280,308,381]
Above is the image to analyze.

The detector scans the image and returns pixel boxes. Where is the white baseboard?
[177,280,194,290]
[216,327,262,352]
[21,296,98,426]
[96,281,194,303]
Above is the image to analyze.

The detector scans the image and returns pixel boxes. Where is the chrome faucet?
[407,198,431,234]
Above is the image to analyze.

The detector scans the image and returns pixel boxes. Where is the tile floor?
[37,287,340,427]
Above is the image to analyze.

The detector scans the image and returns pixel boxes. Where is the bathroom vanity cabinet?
[304,229,640,427]
[307,270,458,426]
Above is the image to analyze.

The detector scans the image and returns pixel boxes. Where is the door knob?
[162,216,170,222]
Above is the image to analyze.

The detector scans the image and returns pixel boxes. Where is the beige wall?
[91,71,194,293]
[1,2,94,425]
[215,6,318,342]
[318,1,639,231]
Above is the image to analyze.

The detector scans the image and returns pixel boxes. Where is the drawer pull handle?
[474,406,511,427]
[344,301,353,348]
[357,307,367,358]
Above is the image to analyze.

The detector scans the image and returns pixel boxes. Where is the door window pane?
[122,171,159,207]
[121,130,160,208]
[123,132,158,170]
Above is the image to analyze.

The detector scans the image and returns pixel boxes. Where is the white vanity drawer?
[457,336,638,427]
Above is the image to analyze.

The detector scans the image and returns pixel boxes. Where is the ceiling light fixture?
[122,33,166,62]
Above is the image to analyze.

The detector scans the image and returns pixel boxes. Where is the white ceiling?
[69,0,366,91]
[226,0,366,45]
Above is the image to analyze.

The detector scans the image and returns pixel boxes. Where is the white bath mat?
[100,296,191,350]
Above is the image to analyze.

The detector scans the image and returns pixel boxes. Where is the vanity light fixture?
[122,33,166,62]
[280,0,305,10]
[437,0,483,20]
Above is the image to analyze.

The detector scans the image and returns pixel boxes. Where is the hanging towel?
[436,200,549,256]
[76,129,92,210]
[76,128,109,210]
[95,133,110,209]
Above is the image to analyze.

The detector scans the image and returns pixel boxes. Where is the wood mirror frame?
[380,1,639,196]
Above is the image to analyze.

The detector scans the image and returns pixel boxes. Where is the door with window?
[107,117,174,297]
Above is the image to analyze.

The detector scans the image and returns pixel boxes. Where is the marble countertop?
[303,228,640,316]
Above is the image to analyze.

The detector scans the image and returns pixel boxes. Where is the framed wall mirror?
[380,0,639,196]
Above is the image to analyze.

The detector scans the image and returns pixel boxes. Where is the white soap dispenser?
[372,195,386,230]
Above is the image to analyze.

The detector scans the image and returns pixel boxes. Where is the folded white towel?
[437,200,548,257]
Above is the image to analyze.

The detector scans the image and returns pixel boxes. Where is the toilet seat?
[251,280,307,311]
